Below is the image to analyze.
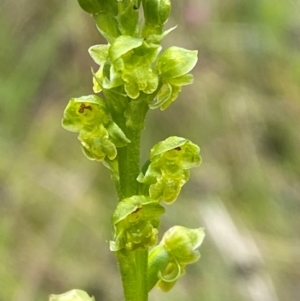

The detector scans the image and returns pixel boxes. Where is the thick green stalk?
[109,96,149,301]
[116,249,148,301]
[117,128,141,200]
[116,129,149,301]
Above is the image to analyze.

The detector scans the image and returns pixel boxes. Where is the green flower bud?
[110,195,165,251]
[49,289,95,301]
[138,137,201,203]
[93,12,120,43]
[117,0,139,36]
[77,0,119,42]
[142,0,171,35]
[77,0,106,14]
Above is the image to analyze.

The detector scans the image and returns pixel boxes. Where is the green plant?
[50,1,204,300]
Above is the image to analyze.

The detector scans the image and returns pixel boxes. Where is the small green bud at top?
[117,0,140,36]
[49,289,95,301]
[77,0,103,14]
[142,0,171,35]
[93,0,120,43]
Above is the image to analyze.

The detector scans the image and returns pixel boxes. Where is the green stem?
[107,95,149,301]
[117,126,148,301]
[116,249,148,301]
[117,127,141,199]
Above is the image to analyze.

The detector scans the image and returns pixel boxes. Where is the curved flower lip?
[158,260,181,282]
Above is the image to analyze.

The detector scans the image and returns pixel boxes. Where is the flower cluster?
[62,95,130,161]
[138,136,201,203]
[90,36,161,99]
[110,195,165,251]
[148,226,205,292]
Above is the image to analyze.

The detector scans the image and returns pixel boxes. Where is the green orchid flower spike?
[59,1,205,301]
[138,136,201,203]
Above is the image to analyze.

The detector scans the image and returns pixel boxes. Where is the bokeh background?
[1,0,300,300]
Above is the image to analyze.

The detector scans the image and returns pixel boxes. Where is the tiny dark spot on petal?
[133,206,142,213]
[78,103,93,113]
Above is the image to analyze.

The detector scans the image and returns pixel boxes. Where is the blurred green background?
[1,0,299,300]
